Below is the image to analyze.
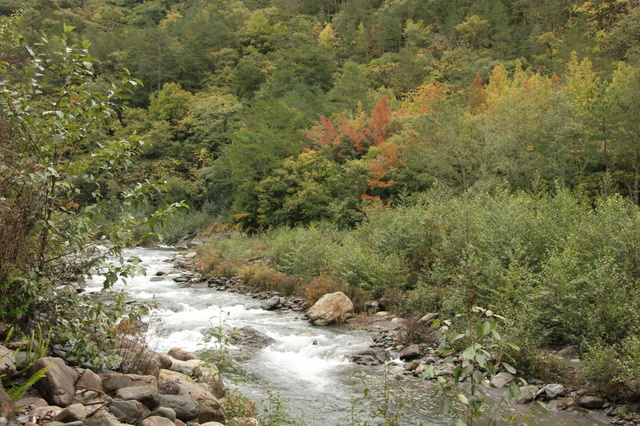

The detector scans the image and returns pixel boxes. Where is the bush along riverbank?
[182,234,640,425]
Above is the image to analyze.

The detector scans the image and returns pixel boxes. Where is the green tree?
[0,18,183,361]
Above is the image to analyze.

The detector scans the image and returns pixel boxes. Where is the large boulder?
[306,292,354,326]
[159,369,225,424]
[31,357,78,407]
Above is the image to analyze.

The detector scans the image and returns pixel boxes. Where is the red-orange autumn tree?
[308,95,395,162]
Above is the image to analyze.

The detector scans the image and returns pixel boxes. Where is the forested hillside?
[2,0,640,405]
[3,0,640,232]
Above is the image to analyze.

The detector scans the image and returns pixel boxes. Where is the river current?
[85,247,609,425]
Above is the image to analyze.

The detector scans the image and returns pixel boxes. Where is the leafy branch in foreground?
[424,307,545,425]
[0,15,184,366]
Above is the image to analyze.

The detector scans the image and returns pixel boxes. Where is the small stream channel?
[85,247,610,425]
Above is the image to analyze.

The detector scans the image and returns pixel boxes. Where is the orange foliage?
[368,143,402,189]
[308,96,395,161]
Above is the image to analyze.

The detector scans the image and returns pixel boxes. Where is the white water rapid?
[85,247,608,425]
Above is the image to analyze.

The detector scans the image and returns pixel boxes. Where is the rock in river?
[307,292,354,326]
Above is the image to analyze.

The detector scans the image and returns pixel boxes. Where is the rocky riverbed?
[1,247,638,426]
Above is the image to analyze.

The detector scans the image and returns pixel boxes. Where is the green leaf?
[503,362,516,374]
[457,393,469,405]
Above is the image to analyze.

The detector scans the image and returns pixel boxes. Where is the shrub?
[584,336,640,401]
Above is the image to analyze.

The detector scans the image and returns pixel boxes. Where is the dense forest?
[1,0,640,406]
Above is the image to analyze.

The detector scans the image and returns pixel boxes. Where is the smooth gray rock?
[116,385,159,409]
[399,344,421,361]
[167,348,197,361]
[578,395,605,409]
[75,368,103,392]
[517,385,539,404]
[148,406,177,421]
[101,373,157,394]
[140,415,176,426]
[491,372,515,388]
[85,407,127,426]
[56,403,87,422]
[260,296,282,311]
[0,346,16,377]
[31,357,77,407]
[231,327,276,348]
[544,383,565,399]
[157,395,199,421]
[110,399,149,424]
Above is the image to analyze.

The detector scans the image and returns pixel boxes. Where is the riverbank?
[173,245,639,425]
[1,246,637,425]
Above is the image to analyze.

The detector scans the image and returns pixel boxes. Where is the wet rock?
[578,395,605,409]
[307,292,354,326]
[231,327,276,349]
[349,348,388,365]
[260,296,283,311]
[31,357,77,407]
[167,348,197,361]
[399,344,421,361]
[491,372,515,388]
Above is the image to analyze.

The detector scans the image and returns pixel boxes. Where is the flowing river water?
[85,247,610,425]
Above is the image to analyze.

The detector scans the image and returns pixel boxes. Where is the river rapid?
[85,247,610,425]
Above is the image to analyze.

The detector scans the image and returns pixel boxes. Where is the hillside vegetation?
[2,0,640,401]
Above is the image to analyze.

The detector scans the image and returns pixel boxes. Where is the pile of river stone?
[346,310,640,423]
[0,344,259,426]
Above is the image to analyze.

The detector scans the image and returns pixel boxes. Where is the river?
[85,247,610,425]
